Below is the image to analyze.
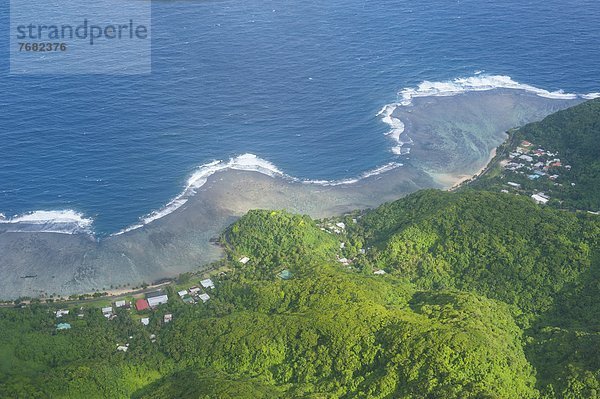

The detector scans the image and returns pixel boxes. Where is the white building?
[531,194,549,205]
[373,269,387,275]
[102,307,113,318]
[519,154,534,162]
[115,300,127,308]
[177,290,188,298]
[55,309,69,318]
[199,293,210,303]
[239,256,250,264]
[141,317,150,326]
[146,292,169,308]
[200,278,215,289]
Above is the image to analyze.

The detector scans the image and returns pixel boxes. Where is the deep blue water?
[1,0,599,234]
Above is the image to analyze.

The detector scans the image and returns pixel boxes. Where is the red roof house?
[136,299,149,311]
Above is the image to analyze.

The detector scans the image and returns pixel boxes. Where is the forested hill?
[1,191,598,398]
[0,100,599,399]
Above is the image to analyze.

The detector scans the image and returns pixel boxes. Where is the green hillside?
[1,100,599,398]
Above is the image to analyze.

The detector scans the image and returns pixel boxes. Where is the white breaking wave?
[114,154,287,235]
[377,74,593,155]
[114,154,403,235]
[582,92,600,100]
[0,210,93,234]
[6,75,598,236]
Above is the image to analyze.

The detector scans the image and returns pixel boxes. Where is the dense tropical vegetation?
[0,100,599,398]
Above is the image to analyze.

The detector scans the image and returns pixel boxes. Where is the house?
[115,300,127,308]
[198,293,210,303]
[189,287,201,295]
[531,194,549,205]
[55,309,69,318]
[373,269,387,275]
[177,290,188,298]
[335,222,346,229]
[519,154,534,162]
[56,323,71,330]
[527,174,540,180]
[239,256,250,264]
[200,279,215,290]
[338,257,350,265]
[117,345,128,352]
[146,291,169,308]
[141,317,150,326]
[507,182,521,188]
[135,299,150,311]
[164,314,173,323]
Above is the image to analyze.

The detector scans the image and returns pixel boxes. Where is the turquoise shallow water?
[0,0,599,235]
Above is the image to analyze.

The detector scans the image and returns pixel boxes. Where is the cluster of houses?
[504,140,568,181]
[176,278,214,305]
[499,140,574,205]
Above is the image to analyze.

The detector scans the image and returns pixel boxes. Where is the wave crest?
[377,74,590,155]
[0,210,93,235]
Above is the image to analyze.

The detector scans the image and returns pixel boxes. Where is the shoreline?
[0,144,508,305]
[437,147,498,191]
[0,90,582,300]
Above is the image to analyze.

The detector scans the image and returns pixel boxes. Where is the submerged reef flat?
[0,89,581,299]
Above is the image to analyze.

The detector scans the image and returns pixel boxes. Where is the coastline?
[0,144,501,306]
[434,148,498,190]
[0,89,583,300]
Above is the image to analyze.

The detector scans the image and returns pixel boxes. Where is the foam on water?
[4,75,597,237]
[377,75,594,155]
[582,93,600,100]
[114,154,403,235]
[0,210,93,234]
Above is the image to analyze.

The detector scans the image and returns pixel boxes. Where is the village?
[52,275,218,351]
[48,251,305,353]
[497,139,574,205]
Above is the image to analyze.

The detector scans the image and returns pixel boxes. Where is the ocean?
[1,0,599,236]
